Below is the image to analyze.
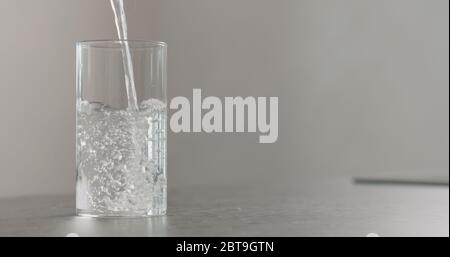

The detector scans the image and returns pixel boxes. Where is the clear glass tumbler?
[76,40,167,217]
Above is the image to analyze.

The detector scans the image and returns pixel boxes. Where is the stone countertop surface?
[0,177,448,236]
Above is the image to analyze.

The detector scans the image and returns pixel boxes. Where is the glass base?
[76,208,166,218]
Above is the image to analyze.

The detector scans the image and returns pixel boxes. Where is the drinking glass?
[76,40,167,217]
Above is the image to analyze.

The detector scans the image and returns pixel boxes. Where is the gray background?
[0,0,448,197]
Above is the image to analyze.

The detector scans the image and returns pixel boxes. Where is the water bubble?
[112,151,123,161]
[76,99,167,213]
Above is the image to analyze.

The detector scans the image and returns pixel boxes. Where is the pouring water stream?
[110,0,138,111]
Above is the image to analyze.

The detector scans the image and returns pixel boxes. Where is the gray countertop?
[0,177,448,237]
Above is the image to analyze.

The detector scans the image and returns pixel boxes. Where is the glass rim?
[76,39,167,49]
